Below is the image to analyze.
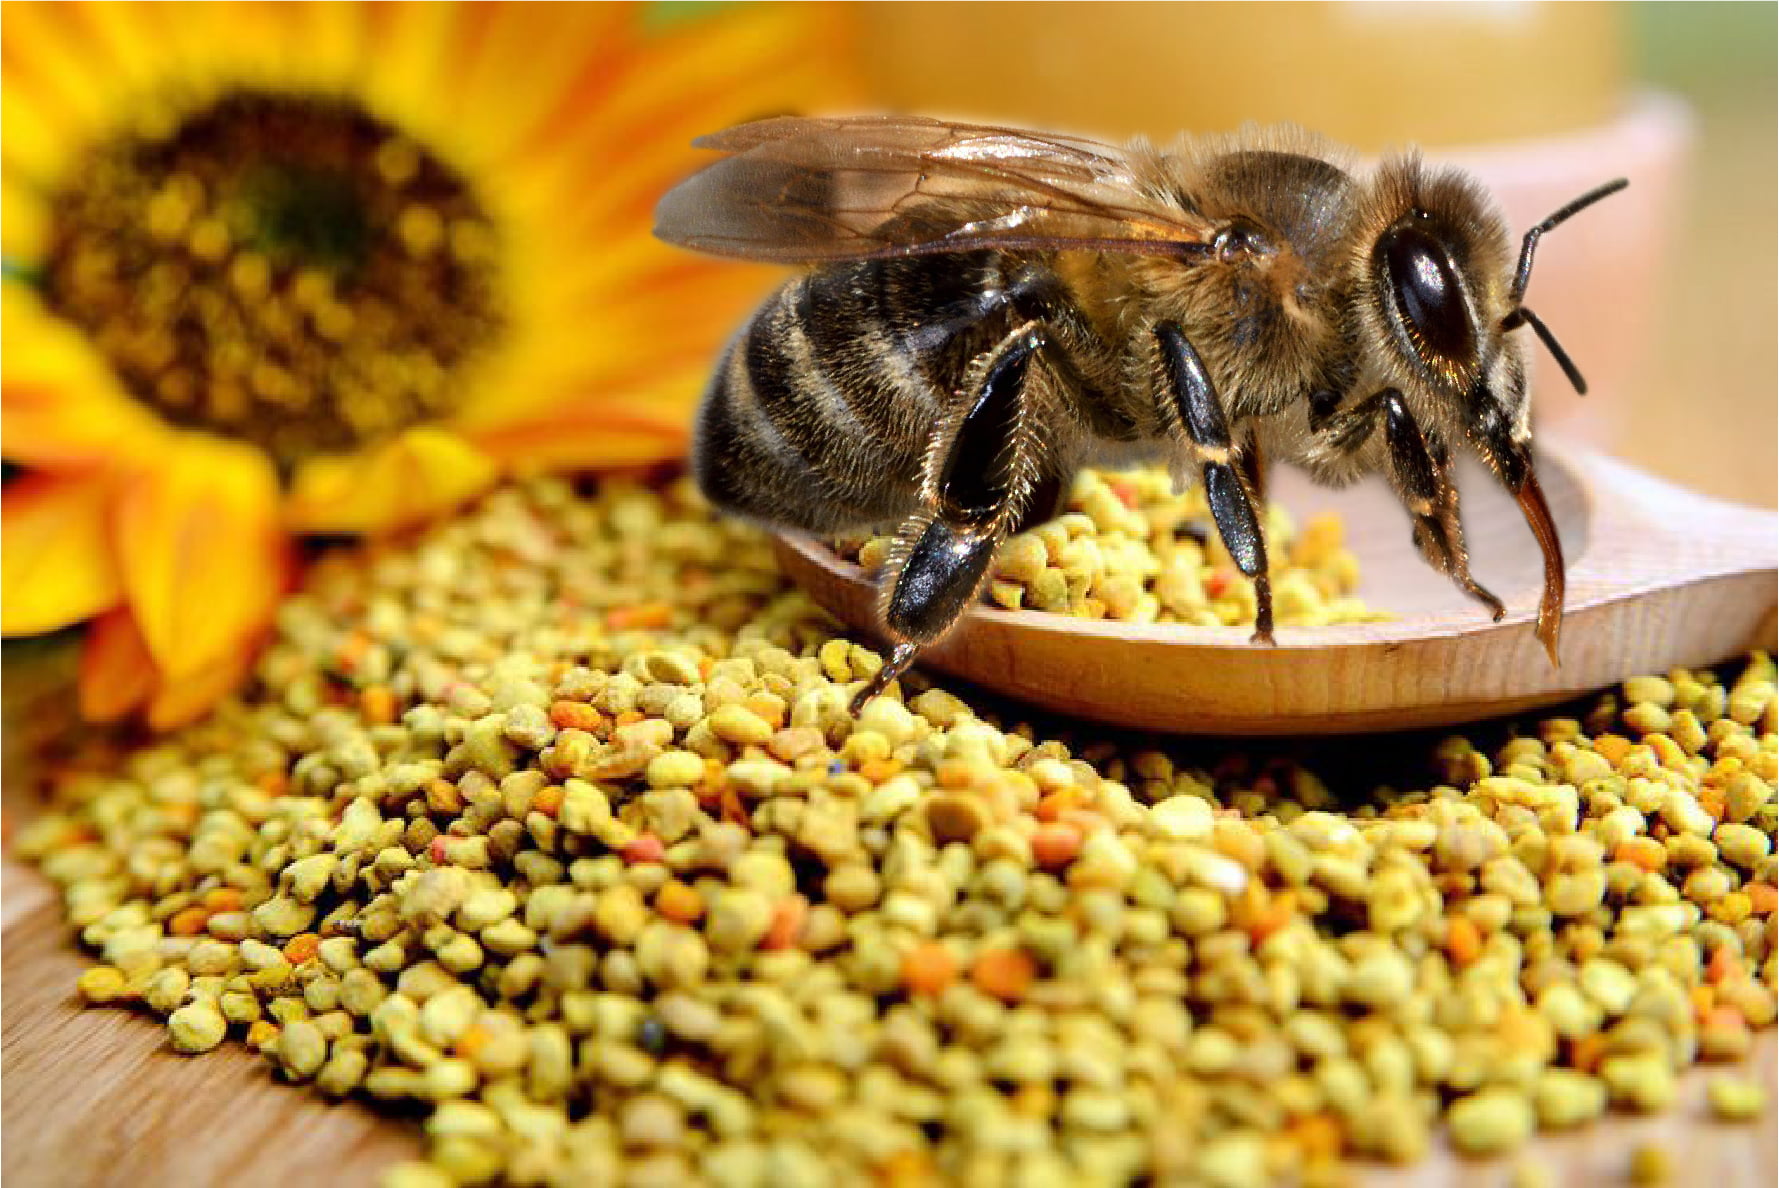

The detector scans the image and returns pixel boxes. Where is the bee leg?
[1155,322,1275,645]
[851,642,921,715]
[851,323,1050,712]
[1010,468,1068,535]
[1368,390,1505,619]
[1236,430,1268,503]
[1232,433,1274,643]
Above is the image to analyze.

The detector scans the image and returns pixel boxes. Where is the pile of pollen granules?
[843,465,1386,628]
[16,475,1774,1188]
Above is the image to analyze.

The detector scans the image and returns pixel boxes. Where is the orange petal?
[283,426,499,534]
[462,392,690,471]
[147,644,256,732]
[1,468,122,635]
[113,431,288,679]
[420,4,627,170]
[78,605,157,723]
[79,595,261,731]
[2,281,168,467]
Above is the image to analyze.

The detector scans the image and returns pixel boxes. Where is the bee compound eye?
[1377,222,1475,366]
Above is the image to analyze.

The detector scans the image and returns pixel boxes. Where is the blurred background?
[842,0,1776,507]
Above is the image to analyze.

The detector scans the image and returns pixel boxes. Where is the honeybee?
[654,116,1625,709]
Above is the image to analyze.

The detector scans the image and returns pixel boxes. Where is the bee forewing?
[687,115,1137,174]
[655,115,1214,264]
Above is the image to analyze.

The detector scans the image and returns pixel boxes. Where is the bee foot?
[1464,581,1506,621]
[849,641,921,715]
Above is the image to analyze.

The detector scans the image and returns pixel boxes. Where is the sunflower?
[1,1,856,727]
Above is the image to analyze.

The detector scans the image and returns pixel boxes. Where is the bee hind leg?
[1010,467,1069,535]
[849,642,921,715]
[851,322,1053,713]
[1154,322,1275,645]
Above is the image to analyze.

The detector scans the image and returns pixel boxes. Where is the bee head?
[1356,158,1626,662]
[1360,161,1514,434]
[1359,159,1627,482]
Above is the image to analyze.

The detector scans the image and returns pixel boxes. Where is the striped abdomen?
[693,253,1015,535]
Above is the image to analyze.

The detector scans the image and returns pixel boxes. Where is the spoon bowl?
[774,439,1777,734]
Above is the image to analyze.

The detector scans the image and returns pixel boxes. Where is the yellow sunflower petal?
[2,173,49,260]
[206,1,362,95]
[105,2,232,95]
[449,4,857,466]
[464,394,690,471]
[229,18,367,117]
[78,605,157,722]
[147,644,254,731]
[354,2,474,151]
[1,469,123,634]
[0,2,117,176]
[52,2,183,97]
[455,254,769,448]
[0,71,68,188]
[284,426,499,534]
[309,1,377,81]
[113,431,287,679]
[2,282,169,466]
[494,6,857,252]
[441,5,628,167]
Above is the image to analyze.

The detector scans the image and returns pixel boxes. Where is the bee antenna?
[1509,178,1629,304]
[1502,307,1588,395]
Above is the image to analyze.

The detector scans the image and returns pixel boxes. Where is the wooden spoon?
[774,439,1777,734]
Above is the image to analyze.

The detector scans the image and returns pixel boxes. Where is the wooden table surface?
[2,860,418,1187]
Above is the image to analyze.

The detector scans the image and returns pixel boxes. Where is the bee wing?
[654,115,1213,263]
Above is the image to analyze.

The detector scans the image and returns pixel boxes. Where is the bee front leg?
[1327,389,1504,619]
[851,322,1053,712]
[1154,322,1275,645]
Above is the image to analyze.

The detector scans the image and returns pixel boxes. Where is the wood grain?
[776,441,1779,734]
[2,860,418,1188]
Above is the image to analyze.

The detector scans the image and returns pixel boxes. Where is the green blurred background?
[1627,1,1774,507]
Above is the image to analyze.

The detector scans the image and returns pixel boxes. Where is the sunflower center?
[42,91,504,467]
